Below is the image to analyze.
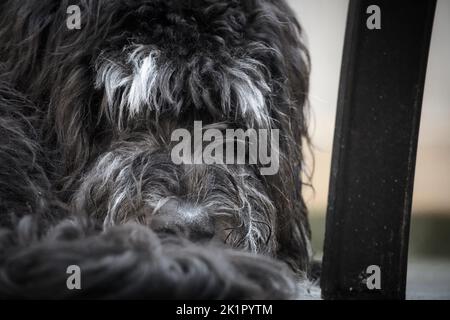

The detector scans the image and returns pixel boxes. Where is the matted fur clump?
[0,0,316,299]
[0,217,304,299]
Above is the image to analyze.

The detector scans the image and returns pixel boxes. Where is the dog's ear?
[0,0,114,187]
[0,78,64,227]
[246,0,312,273]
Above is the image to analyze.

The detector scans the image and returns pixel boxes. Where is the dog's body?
[0,0,315,299]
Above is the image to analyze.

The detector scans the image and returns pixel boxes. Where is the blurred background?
[287,0,450,298]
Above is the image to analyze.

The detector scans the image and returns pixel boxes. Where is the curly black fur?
[0,0,316,299]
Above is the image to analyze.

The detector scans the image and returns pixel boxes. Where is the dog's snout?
[150,199,215,241]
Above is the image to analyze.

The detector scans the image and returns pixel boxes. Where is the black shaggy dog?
[0,0,316,299]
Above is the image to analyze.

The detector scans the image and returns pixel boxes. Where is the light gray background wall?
[287,0,450,214]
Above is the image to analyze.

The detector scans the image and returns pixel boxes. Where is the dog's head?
[0,0,312,273]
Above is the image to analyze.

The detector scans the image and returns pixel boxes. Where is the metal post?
[321,0,436,299]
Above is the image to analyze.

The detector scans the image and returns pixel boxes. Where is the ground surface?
[406,259,450,300]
